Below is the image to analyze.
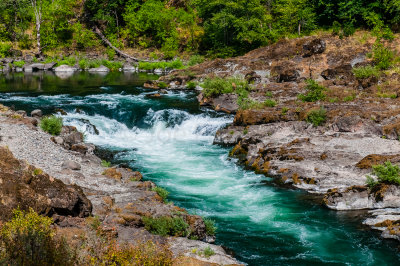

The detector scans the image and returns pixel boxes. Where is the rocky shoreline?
[157,32,400,242]
[0,104,240,265]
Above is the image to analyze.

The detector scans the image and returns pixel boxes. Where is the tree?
[30,0,43,55]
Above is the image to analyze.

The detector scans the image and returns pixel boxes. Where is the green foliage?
[151,187,170,202]
[201,77,250,98]
[72,22,98,50]
[187,55,205,66]
[306,107,327,127]
[186,81,197,89]
[372,43,395,70]
[101,60,123,72]
[366,175,378,188]
[203,218,217,236]
[158,82,168,89]
[13,60,25,68]
[203,246,215,258]
[0,42,11,58]
[142,216,190,237]
[343,95,356,102]
[352,65,380,79]
[101,160,111,167]
[264,99,277,107]
[139,59,184,71]
[57,56,76,67]
[298,79,326,102]
[40,115,63,136]
[0,208,74,265]
[106,48,116,60]
[367,161,400,186]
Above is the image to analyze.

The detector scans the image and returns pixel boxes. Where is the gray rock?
[54,64,76,72]
[15,110,27,117]
[54,136,64,145]
[24,63,45,72]
[31,109,43,118]
[122,63,137,72]
[62,160,81,170]
[44,62,57,70]
[88,65,110,72]
[303,38,326,57]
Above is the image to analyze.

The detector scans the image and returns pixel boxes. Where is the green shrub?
[18,34,33,50]
[367,161,400,186]
[373,43,395,70]
[187,55,204,66]
[151,187,169,202]
[158,82,168,89]
[0,42,12,58]
[298,79,326,102]
[203,246,215,258]
[106,48,116,60]
[366,175,378,188]
[101,160,111,167]
[40,115,63,136]
[13,60,25,68]
[138,59,184,71]
[186,81,197,89]
[306,107,327,127]
[343,94,356,102]
[352,65,380,79]
[201,77,250,98]
[203,218,217,236]
[0,208,74,265]
[264,99,277,107]
[281,107,289,115]
[57,56,76,67]
[102,60,123,71]
[78,58,89,69]
[142,216,190,237]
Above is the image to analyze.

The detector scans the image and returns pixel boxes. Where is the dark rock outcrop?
[0,146,92,220]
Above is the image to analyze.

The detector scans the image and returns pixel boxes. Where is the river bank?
[0,102,240,265]
[1,71,400,264]
[157,32,400,243]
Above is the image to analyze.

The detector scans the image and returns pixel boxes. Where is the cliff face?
[160,32,400,241]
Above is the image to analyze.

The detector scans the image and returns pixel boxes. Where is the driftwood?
[93,26,149,62]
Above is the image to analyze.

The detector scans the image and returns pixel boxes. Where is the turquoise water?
[1,72,399,265]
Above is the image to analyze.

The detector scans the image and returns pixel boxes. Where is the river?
[0,72,399,265]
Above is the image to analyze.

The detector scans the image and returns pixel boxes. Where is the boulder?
[31,109,43,118]
[88,65,110,72]
[24,63,45,72]
[279,69,300,82]
[62,129,84,146]
[52,136,64,145]
[123,63,136,72]
[62,160,81,170]
[54,64,76,72]
[324,184,400,210]
[245,71,262,84]
[303,38,326,57]
[44,62,57,70]
[15,110,26,117]
[0,147,92,220]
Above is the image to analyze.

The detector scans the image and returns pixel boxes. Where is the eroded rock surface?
[0,105,240,265]
[160,32,400,242]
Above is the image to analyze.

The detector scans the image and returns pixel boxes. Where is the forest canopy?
[0,0,399,58]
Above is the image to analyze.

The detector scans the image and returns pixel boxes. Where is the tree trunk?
[93,26,149,62]
[36,21,41,55]
[31,0,42,56]
[298,23,301,36]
